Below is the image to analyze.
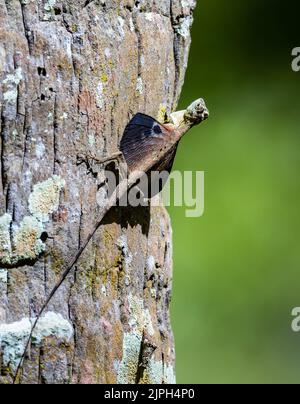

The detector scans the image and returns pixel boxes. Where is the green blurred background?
[170,0,300,384]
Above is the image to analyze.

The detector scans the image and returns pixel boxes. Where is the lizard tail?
[13,224,101,383]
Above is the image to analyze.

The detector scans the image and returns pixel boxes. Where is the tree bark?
[0,0,196,384]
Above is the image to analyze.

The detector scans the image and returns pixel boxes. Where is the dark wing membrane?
[125,113,159,129]
[144,143,178,197]
[120,113,170,171]
[153,143,178,174]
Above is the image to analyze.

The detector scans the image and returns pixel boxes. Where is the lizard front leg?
[77,151,128,178]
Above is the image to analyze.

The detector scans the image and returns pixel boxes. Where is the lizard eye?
[153,125,162,135]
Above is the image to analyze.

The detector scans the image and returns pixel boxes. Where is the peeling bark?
[0,0,196,384]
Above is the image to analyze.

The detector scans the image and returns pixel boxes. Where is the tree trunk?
[0,0,195,384]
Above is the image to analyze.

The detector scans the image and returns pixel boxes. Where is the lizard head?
[184,98,209,126]
[169,98,209,135]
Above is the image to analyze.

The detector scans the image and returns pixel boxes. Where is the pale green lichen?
[13,216,45,262]
[136,77,143,95]
[36,140,46,159]
[0,312,73,372]
[32,311,73,344]
[143,309,155,337]
[163,362,176,384]
[44,0,56,12]
[142,358,163,384]
[88,133,95,147]
[127,294,144,332]
[3,89,18,103]
[0,268,7,283]
[12,129,18,141]
[129,18,135,32]
[28,175,65,222]
[3,68,23,103]
[127,294,155,338]
[175,16,193,39]
[117,16,125,38]
[117,294,156,384]
[117,331,142,384]
[117,294,144,384]
[42,0,58,21]
[3,67,23,86]
[145,13,154,22]
[181,0,196,9]
[117,235,133,271]
[96,82,104,109]
[141,359,176,384]
[0,215,44,266]
[104,48,111,58]
[0,214,12,265]
[146,255,155,272]
[0,176,65,266]
[0,317,30,372]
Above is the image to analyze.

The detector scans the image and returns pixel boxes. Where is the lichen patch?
[140,358,163,384]
[117,294,157,384]
[0,215,44,266]
[96,82,104,109]
[117,331,142,384]
[163,362,176,384]
[143,309,155,337]
[0,312,73,372]
[117,235,133,271]
[13,216,45,263]
[28,175,65,222]
[175,16,193,39]
[139,360,176,384]
[3,67,23,86]
[136,77,144,95]
[0,268,8,284]
[3,68,23,104]
[0,214,13,265]
[181,0,196,9]
[146,255,155,272]
[0,176,65,266]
